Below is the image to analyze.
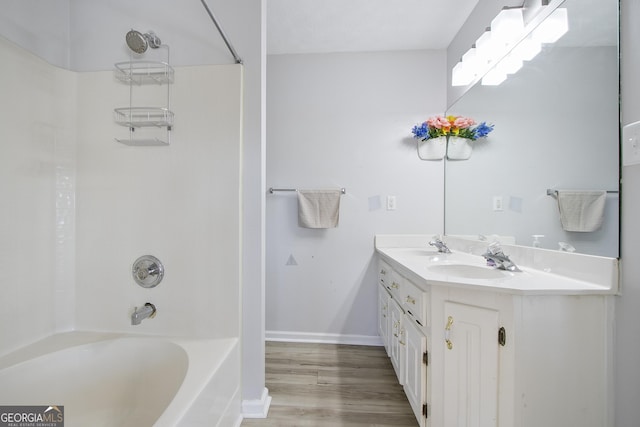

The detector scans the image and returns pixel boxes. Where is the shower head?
[125,29,162,54]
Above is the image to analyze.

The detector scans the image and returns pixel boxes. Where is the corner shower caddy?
[113,59,174,146]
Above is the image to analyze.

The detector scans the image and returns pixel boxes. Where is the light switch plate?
[622,121,640,166]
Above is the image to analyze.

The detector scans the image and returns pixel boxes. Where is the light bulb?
[532,8,568,43]
[491,8,524,47]
[452,62,475,86]
[511,36,541,61]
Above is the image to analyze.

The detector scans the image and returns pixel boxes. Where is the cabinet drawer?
[378,260,392,288]
[387,269,403,301]
[402,279,428,328]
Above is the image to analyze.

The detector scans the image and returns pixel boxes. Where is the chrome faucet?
[429,236,451,254]
[131,303,156,325]
[482,243,521,272]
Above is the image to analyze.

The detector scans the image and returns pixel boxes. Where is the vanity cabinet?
[403,313,428,427]
[377,257,611,427]
[379,260,406,384]
[377,284,390,351]
[402,278,429,328]
[378,260,429,426]
[388,296,405,385]
[441,300,500,427]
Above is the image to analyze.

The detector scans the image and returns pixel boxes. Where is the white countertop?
[376,235,619,295]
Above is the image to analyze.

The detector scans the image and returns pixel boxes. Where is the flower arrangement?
[412,115,494,141]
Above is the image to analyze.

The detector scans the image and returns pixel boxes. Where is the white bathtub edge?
[0,332,241,427]
[157,337,240,426]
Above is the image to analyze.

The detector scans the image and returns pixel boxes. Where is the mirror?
[445,0,619,257]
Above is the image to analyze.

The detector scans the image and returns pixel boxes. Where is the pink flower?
[427,116,452,132]
[426,117,441,129]
[453,116,475,129]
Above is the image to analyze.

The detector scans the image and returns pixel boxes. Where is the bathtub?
[0,332,241,427]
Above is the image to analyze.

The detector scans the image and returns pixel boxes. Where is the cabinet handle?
[498,327,506,346]
[406,295,416,305]
[391,282,399,289]
[445,316,454,350]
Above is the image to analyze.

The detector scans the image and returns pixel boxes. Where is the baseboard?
[266,330,383,346]
[241,387,272,419]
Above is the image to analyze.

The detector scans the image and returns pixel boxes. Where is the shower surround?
[0,35,243,423]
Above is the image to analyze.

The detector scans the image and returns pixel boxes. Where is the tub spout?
[131,303,156,325]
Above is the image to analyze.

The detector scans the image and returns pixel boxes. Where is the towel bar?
[546,189,618,198]
[269,187,346,194]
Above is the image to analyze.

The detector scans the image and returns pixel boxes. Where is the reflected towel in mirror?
[556,190,606,232]
[297,189,341,228]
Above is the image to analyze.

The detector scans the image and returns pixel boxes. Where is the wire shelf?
[115,137,170,146]
[114,61,175,85]
[114,107,174,128]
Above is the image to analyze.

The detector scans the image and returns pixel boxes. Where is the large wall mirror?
[445,0,619,257]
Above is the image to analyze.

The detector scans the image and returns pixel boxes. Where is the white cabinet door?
[404,315,427,427]
[389,297,405,385]
[443,301,499,427]
[378,284,391,353]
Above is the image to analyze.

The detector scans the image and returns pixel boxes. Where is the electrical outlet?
[493,196,504,211]
[387,196,397,210]
[623,121,640,166]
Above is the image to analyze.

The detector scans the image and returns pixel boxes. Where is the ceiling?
[267,0,480,55]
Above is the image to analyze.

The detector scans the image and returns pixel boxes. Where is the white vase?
[447,136,473,160]
[417,136,446,160]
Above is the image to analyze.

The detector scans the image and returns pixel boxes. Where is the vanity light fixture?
[452,2,569,87]
[531,8,569,43]
[490,7,525,48]
[510,35,542,61]
[452,47,479,86]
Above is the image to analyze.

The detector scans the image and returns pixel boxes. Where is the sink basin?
[428,264,510,279]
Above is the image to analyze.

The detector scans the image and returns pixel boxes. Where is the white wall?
[74,64,243,338]
[617,1,640,425]
[0,36,77,355]
[266,50,445,343]
[0,1,70,69]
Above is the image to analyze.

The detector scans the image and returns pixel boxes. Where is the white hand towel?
[556,190,607,232]
[297,189,341,228]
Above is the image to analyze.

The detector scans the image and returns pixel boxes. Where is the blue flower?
[411,123,430,140]
[473,122,494,139]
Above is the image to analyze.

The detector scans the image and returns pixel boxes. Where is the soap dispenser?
[531,235,544,248]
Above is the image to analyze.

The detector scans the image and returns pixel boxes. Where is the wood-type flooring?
[241,341,418,427]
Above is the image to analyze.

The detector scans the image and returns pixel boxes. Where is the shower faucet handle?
[132,255,164,288]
